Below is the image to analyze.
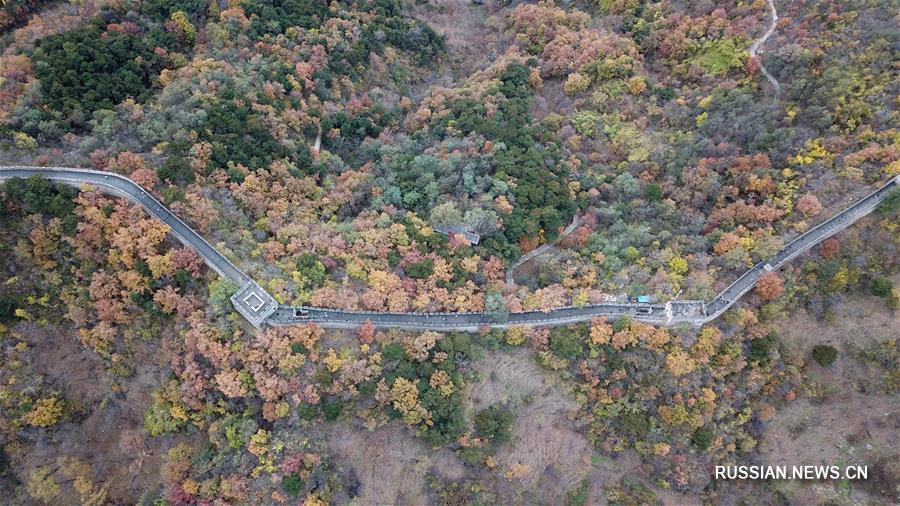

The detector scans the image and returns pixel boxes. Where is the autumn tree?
[390,377,430,426]
[819,237,839,258]
[665,348,697,376]
[23,396,64,427]
[357,320,375,344]
[755,271,784,301]
[27,466,60,504]
[795,193,822,217]
[404,331,439,361]
[589,317,612,346]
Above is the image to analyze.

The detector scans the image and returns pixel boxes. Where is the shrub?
[871,277,893,298]
[2,176,76,221]
[245,0,327,37]
[549,327,584,359]
[747,332,778,364]
[811,345,838,367]
[405,259,434,279]
[605,477,660,504]
[322,398,344,421]
[143,397,186,436]
[567,480,590,506]
[199,90,293,172]
[141,0,207,21]
[474,404,514,447]
[644,183,663,202]
[156,157,194,184]
[620,411,651,439]
[23,397,64,427]
[0,0,52,34]
[691,425,714,450]
[282,474,304,497]
[422,62,575,250]
[612,317,631,333]
[207,278,238,309]
[382,343,406,361]
[689,38,745,76]
[297,403,318,421]
[13,132,37,151]
[0,296,17,324]
[296,254,327,288]
[458,446,485,466]
[571,110,601,137]
[564,73,591,95]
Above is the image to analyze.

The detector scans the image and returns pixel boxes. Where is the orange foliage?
[820,237,839,258]
[795,193,822,217]
[755,271,784,301]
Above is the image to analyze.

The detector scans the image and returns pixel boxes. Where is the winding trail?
[1,166,897,331]
[505,214,581,285]
[749,0,781,96]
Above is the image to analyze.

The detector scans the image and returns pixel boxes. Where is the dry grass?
[326,422,466,505]
[759,286,899,505]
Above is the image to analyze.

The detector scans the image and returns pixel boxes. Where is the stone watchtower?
[230,281,278,329]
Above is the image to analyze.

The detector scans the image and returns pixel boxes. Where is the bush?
[296,254,327,288]
[207,278,238,309]
[0,296,17,324]
[156,157,194,184]
[458,446,485,466]
[199,90,293,172]
[620,411,651,439]
[689,38,745,75]
[322,398,344,421]
[23,397,64,427]
[871,277,893,298]
[405,259,434,279]
[141,0,207,21]
[605,477,660,504]
[549,327,584,359]
[747,332,778,364]
[571,110,601,137]
[612,317,631,333]
[691,425,714,450]
[811,344,838,367]
[297,403,318,421]
[426,62,575,250]
[473,404,514,447]
[13,131,37,151]
[282,474,304,497]
[644,183,663,202]
[143,397,186,436]
[567,480,590,506]
[381,343,406,362]
[420,386,467,447]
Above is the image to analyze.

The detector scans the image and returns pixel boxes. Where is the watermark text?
[716,465,867,480]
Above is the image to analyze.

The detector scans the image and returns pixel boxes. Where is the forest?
[0,0,898,504]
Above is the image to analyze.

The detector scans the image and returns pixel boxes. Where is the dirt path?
[506,214,581,285]
[749,0,782,96]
